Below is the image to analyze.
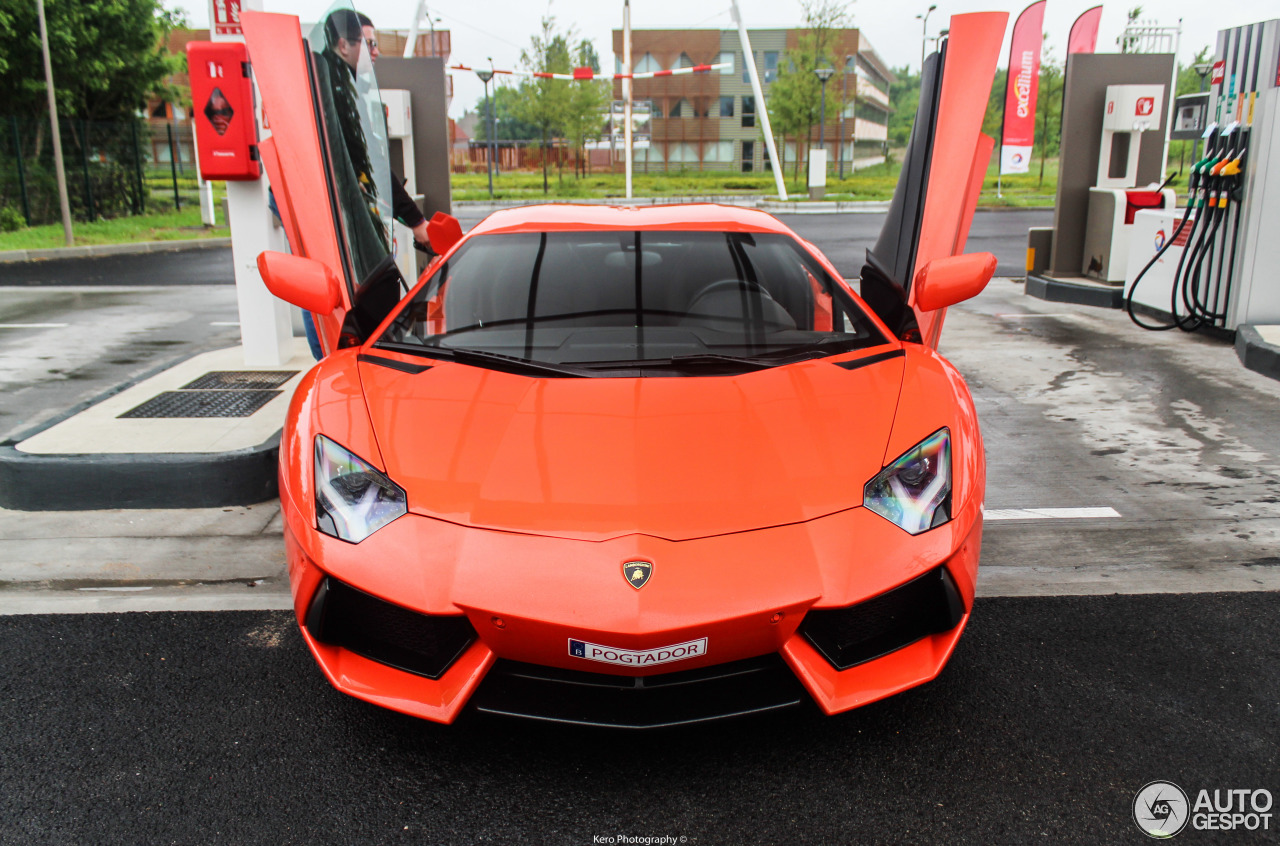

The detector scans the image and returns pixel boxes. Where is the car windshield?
[377,230,887,375]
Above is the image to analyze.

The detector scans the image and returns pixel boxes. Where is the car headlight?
[864,428,951,535]
[314,435,407,543]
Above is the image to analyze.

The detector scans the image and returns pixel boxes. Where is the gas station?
[1026,16,1280,380]
[3,2,1280,838]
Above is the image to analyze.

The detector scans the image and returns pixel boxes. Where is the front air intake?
[305,577,476,679]
[799,566,966,670]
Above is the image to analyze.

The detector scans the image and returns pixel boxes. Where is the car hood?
[359,353,905,542]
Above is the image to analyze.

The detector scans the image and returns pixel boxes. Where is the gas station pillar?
[209,0,293,366]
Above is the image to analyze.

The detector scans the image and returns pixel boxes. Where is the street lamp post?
[36,0,73,245]
[486,58,499,178]
[476,67,495,199]
[814,66,835,152]
[1192,62,1212,163]
[915,4,937,71]
[838,56,849,180]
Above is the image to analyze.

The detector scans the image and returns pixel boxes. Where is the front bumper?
[281,490,983,725]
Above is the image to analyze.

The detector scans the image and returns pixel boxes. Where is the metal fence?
[1,115,201,229]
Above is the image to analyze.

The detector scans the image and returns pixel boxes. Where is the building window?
[718,96,734,118]
[741,95,755,128]
[856,102,890,126]
[718,52,734,75]
[635,52,661,73]
[741,140,754,172]
[670,142,698,163]
[650,100,663,119]
[670,98,687,118]
[742,52,752,83]
[676,52,694,69]
[764,51,779,83]
[704,141,734,163]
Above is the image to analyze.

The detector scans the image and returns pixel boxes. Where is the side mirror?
[257,251,342,315]
[426,212,463,256]
[912,252,997,312]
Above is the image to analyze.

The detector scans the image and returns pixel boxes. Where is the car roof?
[467,203,799,237]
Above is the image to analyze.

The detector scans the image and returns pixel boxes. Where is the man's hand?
[411,219,430,248]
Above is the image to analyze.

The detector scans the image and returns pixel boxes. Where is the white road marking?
[986,506,1121,521]
[76,586,153,592]
[209,321,240,326]
[0,323,70,329]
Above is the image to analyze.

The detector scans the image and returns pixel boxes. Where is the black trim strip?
[357,353,432,374]
[833,349,905,372]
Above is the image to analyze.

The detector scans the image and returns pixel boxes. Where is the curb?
[0,437,280,511]
[0,237,231,265]
[0,346,281,511]
[1235,325,1280,383]
[1025,273,1123,309]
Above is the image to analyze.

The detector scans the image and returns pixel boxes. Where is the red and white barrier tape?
[449,62,729,81]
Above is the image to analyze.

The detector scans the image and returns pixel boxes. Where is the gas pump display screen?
[1171,93,1209,141]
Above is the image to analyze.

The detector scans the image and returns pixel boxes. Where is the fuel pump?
[1081,84,1175,283]
[1126,125,1249,330]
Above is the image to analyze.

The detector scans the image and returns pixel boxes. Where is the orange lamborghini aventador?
[243,5,1008,727]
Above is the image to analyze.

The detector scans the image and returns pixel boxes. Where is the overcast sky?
[174,1,1276,117]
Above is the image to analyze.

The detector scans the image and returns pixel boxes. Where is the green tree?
[1034,43,1064,188]
[0,0,184,223]
[766,0,852,186]
[562,39,611,177]
[1118,6,1144,53]
[0,0,184,123]
[511,15,573,194]
[982,68,1006,141]
[1176,45,1214,96]
[886,64,920,149]
[473,86,542,142]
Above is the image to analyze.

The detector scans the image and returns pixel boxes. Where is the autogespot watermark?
[591,836,688,845]
[1133,781,1273,838]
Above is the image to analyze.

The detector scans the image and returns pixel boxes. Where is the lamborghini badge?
[624,560,652,589]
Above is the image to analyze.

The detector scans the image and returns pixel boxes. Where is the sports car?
[242,7,1008,727]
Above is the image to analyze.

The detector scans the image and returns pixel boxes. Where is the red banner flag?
[999,1,1046,174]
[1068,6,1104,55]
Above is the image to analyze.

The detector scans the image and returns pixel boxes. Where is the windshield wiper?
[374,342,587,378]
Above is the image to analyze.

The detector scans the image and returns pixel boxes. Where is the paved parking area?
[1,593,1275,844]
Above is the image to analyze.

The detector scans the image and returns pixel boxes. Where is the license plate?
[568,637,707,667]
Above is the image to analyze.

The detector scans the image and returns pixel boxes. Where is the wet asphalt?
[0,247,235,287]
[1,593,1276,845]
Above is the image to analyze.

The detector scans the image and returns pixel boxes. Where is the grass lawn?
[451,156,1060,207]
[449,161,909,203]
[0,204,229,252]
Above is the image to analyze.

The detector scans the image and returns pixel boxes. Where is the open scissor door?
[861,12,1007,349]
[243,5,399,354]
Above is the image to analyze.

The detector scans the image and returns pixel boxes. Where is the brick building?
[611,27,893,173]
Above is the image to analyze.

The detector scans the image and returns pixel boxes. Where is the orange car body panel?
[242,10,351,353]
[909,12,1008,348]
[358,348,905,541]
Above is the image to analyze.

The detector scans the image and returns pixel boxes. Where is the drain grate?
[119,390,282,419]
[181,370,298,390]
